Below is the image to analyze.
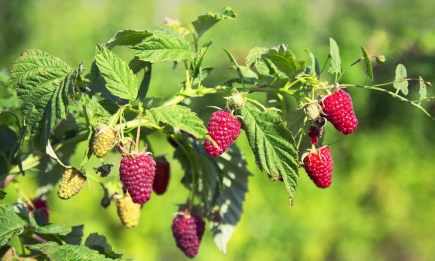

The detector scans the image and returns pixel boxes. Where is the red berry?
[172,214,205,258]
[153,156,170,195]
[302,147,333,188]
[204,111,241,157]
[321,89,358,135]
[310,137,318,145]
[27,199,49,223]
[119,154,156,204]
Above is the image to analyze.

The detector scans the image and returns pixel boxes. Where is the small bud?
[227,92,246,110]
[376,55,386,64]
[304,103,322,121]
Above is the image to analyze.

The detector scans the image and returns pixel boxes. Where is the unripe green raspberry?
[92,124,118,158]
[58,168,86,200]
[116,194,141,228]
[227,92,245,110]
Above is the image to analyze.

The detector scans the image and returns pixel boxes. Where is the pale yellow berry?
[116,194,141,228]
[57,168,86,200]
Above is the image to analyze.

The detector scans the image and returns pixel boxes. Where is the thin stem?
[18,235,27,255]
[246,98,267,111]
[32,233,47,243]
[277,94,287,125]
[319,55,331,75]
[184,60,191,91]
[75,80,90,129]
[135,104,142,155]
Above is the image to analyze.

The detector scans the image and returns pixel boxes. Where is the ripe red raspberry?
[302,147,333,188]
[204,110,241,157]
[309,126,320,145]
[321,89,358,135]
[172,214,205,258]
[153,156,170,195]
[119,154,156,204]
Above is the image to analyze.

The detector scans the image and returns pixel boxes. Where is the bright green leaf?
[95,45,138,100]
[360,46,373,81]
[261,44,306,79]
[393,64,408,95]
[304,50,320,76]
[246,47,269,67]
[328,38,341,75]
[7,49,76,148]
[419,76,427,100]
[146,105,207,138]
[34,223,72,236]
[190,41,213,79]
[27,242,118,261]
[129,35,196,63]
[85,233,122,259]
[238,103,299,205]
[0,204,28,245]
[192,7,237,38]
[105,29,152,50]
[211,144,251,254]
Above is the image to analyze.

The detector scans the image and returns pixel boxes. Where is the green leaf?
[360,46,373,81]
[146,105,207,138]
[60,225,84,245]
[211,144,251,254]
[105,29,152,50]
[34,223,72,236]
[419,76,427,100]
[7,49,76,148]
[246,47,269,67]
[0,204,28,245]
[328,38,341,75]
[261,44,306,79]
[394,64,408,95]
[238,103,299,204]
[95,45,138,100]
[129,34,196,63]
[82,97,118,125]
[304,50,320,76]
[138,62,152,101]
[192,7,237,38]
[190,41,213,79]
[85,233,122,259]
[175,142,218,212]
[27,242,118,261]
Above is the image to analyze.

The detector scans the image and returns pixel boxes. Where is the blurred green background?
[1,0,435,260]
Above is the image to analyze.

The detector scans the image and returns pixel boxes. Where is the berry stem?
[184,60,191,91]
[136,105,142,155]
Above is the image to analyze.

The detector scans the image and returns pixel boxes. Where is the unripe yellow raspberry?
[92,124,118,158]
[57,168,86,200]
[116,194,141,228]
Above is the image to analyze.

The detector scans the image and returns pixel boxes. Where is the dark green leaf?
[137,62,152,101]
[393,64,408,95]
[95,45,138,100]
[261,44,306,79]
[0,190,5,200]
[238,103,299,205]
[27,242,118,261]
[192,7,237,38]
[128,57,148,75]
[328,38,341,75]
[246,47,269,67]
[211,144,251,254]
[175,142,218,212]
[85,233,122,259]
[304,50,320,76]
[105,29,152,50]
[60,225,84,245]
[7,49,76,148]
[146,105,207,138]
[129,35,196,63]
[82,97,116,124]
[0,204,28,245]
[360,46,373,81]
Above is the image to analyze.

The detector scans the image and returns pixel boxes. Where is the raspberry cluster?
[153,156,170,195]
[58,168,86,200]
[119,154,156,204]
[116,194,141,228]
[321,89,358,135]
[92,124,118,158]
[302,147,333,188]
[172,214,205,258]
[204,111,241,157]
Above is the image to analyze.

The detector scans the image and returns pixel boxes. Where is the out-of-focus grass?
[1,0,435,260]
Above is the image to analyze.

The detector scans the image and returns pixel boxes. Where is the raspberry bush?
[0,6,433,260]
